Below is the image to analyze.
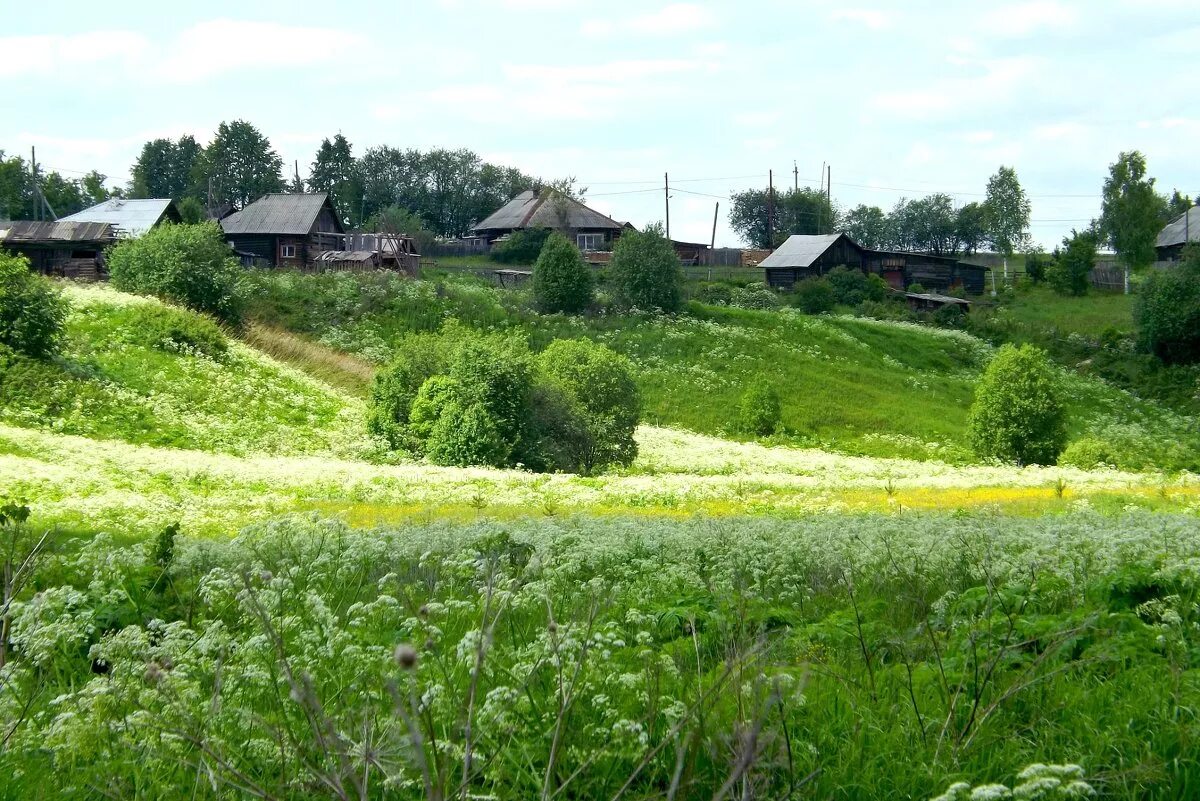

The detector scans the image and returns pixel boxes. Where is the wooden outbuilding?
[0,220,116,280]
[220,193,346,267]
[1156,206,1198,262]
[903,292,972,313]
[60,198,181,237]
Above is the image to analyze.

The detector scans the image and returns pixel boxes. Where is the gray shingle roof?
[1157,207,1200,248]
[758,234,847,269]
[60,198,178,237]
[473,190,624,233]
[220,194,344,236]
[0,220,115,244]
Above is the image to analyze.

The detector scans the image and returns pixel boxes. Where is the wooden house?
[0,220,116,280]
[472,189,625,252]
[1156,206,1198,262]
[761,233,986,294]
[61,198,181,237]
[220,193,346,267]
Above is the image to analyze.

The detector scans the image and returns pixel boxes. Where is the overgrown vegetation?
[531,231,594,313]
[609,223,683,312]
[0,251,67,359]
[968,344,1066,466]
[1135,247,1200,364]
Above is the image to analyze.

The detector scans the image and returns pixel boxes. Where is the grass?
[998,283,1136,337]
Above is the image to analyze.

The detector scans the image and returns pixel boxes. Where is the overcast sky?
[3,0,1198,247]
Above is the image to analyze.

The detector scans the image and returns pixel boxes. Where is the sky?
[2,0,1198,248]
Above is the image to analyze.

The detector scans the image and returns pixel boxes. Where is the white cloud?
[0,31,150,78]
[829,9,891,30]
[1033,121,1090,140]
[871,56,1041,119]
[980,1,1079,37]
[582,3,716,37]
[155,20,369,82]
[964,131,996,143]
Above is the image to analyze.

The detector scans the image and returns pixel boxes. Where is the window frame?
[576,233,605,251]
[280,244,296,259]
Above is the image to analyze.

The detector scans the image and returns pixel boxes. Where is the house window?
[281,245,296,259]
[577,233,605,251]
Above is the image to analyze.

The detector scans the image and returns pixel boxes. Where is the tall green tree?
[0,152,35,220]
[729,187,837,248]
[955,201,989,255]
[1165,189,1193,221]
[531,232,593,314]
[308,134,362,225]
[38,172,84,216]
[983,166,1031,257]
[80,171,118,206]
[1099,151,1167,271]
[130,135,203,200]
[1047,229,1096,296]
[199,121,284,209]
[842,204,889,248]
[889,194,960,255]
[608,223,682,312]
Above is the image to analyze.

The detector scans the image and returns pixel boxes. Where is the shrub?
[968,343,1067,465]
[424,398,512,468]
[366,332,451,448]
[826,266,887,306]
[1025,250,1050,284]
[531,232,594,314]
[1135,252,1200,364]
[107,222,243,323]
[729,282,780,310]
[536,339,640,473]
[907,282,927,294]
[694,282,733,305]
[737,375,782,436]
[491,228,551,265]
[1059,437,1118,469]
[1047,230,1095,296]
[0,252,68,359]
[931,303,966,329]
[124,304,227,358]
[608,223,683,312]
[856,298,916,322]
[791,277,836,314]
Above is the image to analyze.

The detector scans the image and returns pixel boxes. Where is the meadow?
[0,275,1197,799]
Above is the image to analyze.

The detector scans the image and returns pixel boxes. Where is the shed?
[1156,206,1199,262]
[760,234,867,290]
[472,189,625,252]
[494,269,532,288]
[220,193,346,267]
[61,198,181,237]
[0,220,116,279]
[903,292,972,313]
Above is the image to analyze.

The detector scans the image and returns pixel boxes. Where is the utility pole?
[767,170,775,248]
[664,172,670,241]
[826,164,831,204]
[294,160,301,192]
[793,160,798,191]
[30,147,39,222]
[710,201,719,249]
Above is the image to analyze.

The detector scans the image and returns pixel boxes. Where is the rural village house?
[61,198,181,237]
[760,233,987,295]
[220,193,346,268]
[1156,206,1199,262]
[469,189,626,253]
[0,221,116,280]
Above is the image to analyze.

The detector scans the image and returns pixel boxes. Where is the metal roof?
[60,198,178,236]
[758,234,847,269]
[220,193,345,236]
[0,220,115,244]
[905,292,971,305]
[1157,207,1200,248]
[473,189,624,233]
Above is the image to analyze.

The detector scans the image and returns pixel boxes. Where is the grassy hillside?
[999,284,1136,336]
[242,270,1199,467]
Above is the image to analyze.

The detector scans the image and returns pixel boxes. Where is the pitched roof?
[0,220,115,244]
[473,189,624,233]
[758,234,849,269]
[1157,206,1200,248]
[61,198,179,236]
[220,193,345,236]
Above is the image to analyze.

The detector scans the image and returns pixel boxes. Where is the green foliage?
[1135,251,1200,364]
[729,187,838,248]
[955,201,989,255]
[366,205,437,253]
[535,339,640,473]
[107,222,243,323]
[1059,437,1117,469]
[0,252,68,358]
[176,196,205,224]
[1048,230,1096,296]
[908,282,927,294]
[983,166,1032,256]
[197,120,285,209]
[791,277,836,314]
[737,375,782,436]
[932,303,966,329]
[608,223,683,312]
[890,194,961,255]
[424,394,513,468]
[728,281,780,309]
[693,282,734,305]
[1025,250,1050,284]
[531,232,594,314]
[1099,151,1168,270]
[366,332,450,448]
[968,344,1067,465]
[491,227,551,265]
[842,204,889,248]
[308,133,362,226]
[121,304,228,358]
[129,135,204,200]
[826,266,888,306]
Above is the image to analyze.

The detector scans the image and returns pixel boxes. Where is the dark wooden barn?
[472,189,626,252]
[0,220,116,280]
[220,193,346,267]
[1156,206,1198,262]
[761,234,986,294]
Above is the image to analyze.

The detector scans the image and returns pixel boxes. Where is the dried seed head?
[144,662,164,684]
[418,604,429,618]
[547,621,558,635]
[259,570,273,583]
[424,637,436,652]
[394,643,418,670]
[159,655,174,672]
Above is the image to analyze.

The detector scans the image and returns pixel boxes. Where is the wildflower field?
[0,278,1197,799]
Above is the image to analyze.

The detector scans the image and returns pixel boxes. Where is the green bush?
[694,282,734,305]
[123,304,227,358]
[1048,231,1095,297]
[1025,251,1050,284]
[1059,437,1118,469]
[366,332,451,448]
[791,277,836,314]
[1135,252,1200,364]
[737,375,782,436]
[907,282,927,294]
[107,222,243,323]
[931,303,966,329]
[608,223,683,312]
[0,251,68,359]
[491,228,551,265]
[968,344,1067,465]
[857,298,916,322]
[535,339,640,473]
[826,266,887,306]
[424,397,512,468]
[531,232,594,314]
[729,282,780,310]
